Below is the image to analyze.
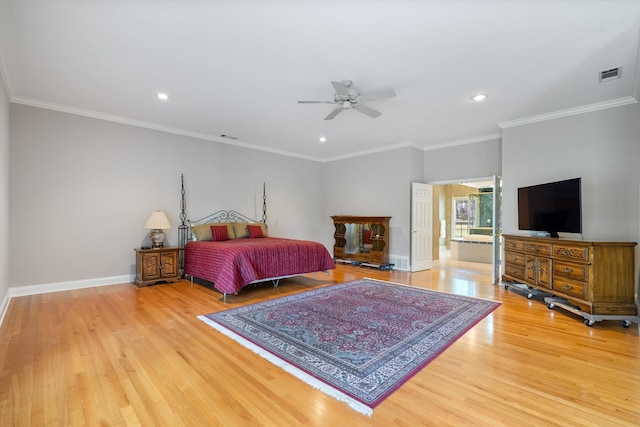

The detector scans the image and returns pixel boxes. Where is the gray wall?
[7,100,640,298]
[322,146,420,260]
[502,104,639,241]
[409,146,426,183]
[9,104,324,288]
[0,74,8,311]
[424,138,502,183]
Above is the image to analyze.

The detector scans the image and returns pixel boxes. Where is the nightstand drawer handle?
[561,267,574,273]
[510,268,518,273]
[562,284,573,290]
[532,245,539,251]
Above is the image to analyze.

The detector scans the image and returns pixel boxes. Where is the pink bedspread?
[184,237,336,295]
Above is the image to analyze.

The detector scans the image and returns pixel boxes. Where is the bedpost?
[262,182,267,224]
[178,174,188,277]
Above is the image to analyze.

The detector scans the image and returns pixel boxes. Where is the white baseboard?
[0,274,134,328]
[0,291,10,330]
[9,274,135,297]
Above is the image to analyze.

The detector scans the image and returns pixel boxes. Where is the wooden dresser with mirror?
[331,216,391,268]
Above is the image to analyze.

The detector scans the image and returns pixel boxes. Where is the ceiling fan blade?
[353,103,381,118]
[331,81,350,96]
[324,106,343,120]
[297,100,335,104]
[360,88,396,102]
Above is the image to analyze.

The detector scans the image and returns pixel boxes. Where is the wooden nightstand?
[134,247,181,287]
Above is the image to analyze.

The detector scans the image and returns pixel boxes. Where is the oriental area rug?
[198,278,500,416]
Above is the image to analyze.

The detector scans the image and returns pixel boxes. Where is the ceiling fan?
[298,80,396,120]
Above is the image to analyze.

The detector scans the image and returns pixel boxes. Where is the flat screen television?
[517,178,582,238]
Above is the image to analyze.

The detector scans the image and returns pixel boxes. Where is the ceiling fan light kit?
[298,80,396,120]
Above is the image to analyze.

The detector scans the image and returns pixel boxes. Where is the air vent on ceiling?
[599,67,621,82]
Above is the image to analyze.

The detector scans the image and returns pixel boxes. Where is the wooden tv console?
[502,234,638,326]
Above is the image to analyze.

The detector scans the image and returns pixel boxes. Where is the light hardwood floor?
[1,260,639,426]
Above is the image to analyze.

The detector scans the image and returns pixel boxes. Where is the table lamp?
[144,211,171,248]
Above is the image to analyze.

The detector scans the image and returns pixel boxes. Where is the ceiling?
[1,1,639,162]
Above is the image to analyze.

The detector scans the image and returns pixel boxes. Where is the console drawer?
[553,244,589,263]
[553,277,586,299]
[525,242,552,256]
[504,250,525,266]
[504,263,525,281]
[504,239,524,251]
[553,261,588,282]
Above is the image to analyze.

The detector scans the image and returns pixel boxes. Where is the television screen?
[518,178,582,237]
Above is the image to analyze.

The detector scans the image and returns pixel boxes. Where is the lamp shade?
[144,211,171,230]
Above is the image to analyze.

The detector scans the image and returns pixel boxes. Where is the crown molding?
[10,94,637,163]
[10,96,326,162]
[11,96,424,163]
[423,133,502,151]
[498,97,637,129]
[321,141,416,162]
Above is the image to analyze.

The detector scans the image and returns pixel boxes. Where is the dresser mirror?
[331,216,391,267]
[343,223,373,255]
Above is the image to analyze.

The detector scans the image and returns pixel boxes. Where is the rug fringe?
[197,315,373,417]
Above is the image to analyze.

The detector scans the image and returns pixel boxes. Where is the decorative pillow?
[220,223,236,239]
[233,223,249,238]
[234,222,268,238]
[256,222,268,237]
[247,224,264,238]
[190,222,235,241]
[211,225,229,241]
[190,223,213,241]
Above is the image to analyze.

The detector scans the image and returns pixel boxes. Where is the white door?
[492,175,503,284]
[411,182,433,271]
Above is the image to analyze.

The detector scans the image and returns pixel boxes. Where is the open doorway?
[431,178,501,281]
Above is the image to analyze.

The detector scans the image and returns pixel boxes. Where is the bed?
[178,176,335,300]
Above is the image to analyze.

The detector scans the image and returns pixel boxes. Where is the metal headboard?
[178,174,267,275]
[189,209,256,225]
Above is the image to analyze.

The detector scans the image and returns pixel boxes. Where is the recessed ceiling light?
[156,92,169,100]
[319,137,327,143]
[471,93,488,102]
